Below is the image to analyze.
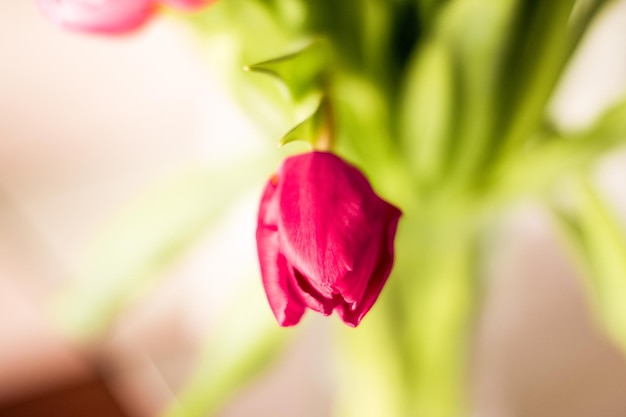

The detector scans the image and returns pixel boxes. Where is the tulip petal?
[256,180,305,326]
[36,0,155,34]
[289,268,340,315]
[337,203,401,326]
[332,225,382,305]
[277,152,385,297]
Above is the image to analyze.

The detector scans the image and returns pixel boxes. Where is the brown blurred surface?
[0,375,129,417]
[0,278,90,405]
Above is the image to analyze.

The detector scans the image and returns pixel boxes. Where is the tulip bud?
[256,152,401,327]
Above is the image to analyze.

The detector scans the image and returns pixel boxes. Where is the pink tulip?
[35,0,214,34]
[256,152,401,327]
[35,0,156,34]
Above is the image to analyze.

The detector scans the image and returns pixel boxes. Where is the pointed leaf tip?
[278,98,325,147]
[245,38,331,102]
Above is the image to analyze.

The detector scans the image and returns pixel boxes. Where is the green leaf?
[399,38,454,185]
[434,0,520,187]
[161,283,291,417]
[495,0,576,155]
[278,96,325,147]
[555,178,626,351]
[54,160,267,340]
[490,96,626,202]
[245,38,331,103]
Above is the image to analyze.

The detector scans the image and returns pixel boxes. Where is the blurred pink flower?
[35,0,214,35]
[35,0,154,34]
[256,152,401,327]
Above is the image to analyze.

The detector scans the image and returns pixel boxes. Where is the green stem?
[402,214,478,417]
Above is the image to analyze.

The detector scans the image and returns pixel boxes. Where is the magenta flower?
[256,152,401,327]
[35,0,214,35]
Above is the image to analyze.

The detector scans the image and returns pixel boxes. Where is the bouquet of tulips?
[36,0,626,416]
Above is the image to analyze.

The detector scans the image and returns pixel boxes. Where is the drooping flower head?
[256,152,401,327]
[35,0,214,35]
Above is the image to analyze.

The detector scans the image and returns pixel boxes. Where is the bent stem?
[313,94,336,152]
